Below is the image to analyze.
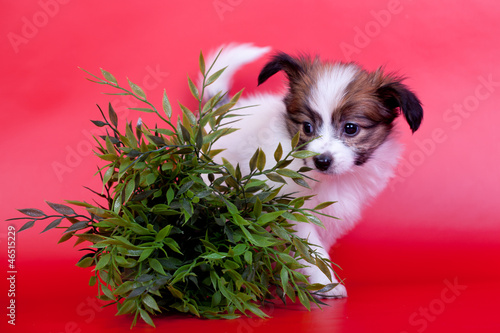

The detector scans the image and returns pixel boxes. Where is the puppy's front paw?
[314,282,347,299]
[299,265,347,298]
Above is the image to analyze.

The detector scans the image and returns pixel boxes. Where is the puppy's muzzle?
[313,153,333,171]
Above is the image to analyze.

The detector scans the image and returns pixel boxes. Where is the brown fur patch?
[336,69,401,164]
[282,56,328,147]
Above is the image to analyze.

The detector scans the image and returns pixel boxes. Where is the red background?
[1,0,499,332]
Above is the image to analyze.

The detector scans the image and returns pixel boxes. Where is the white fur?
[202,44,404,298]
[201,43,271,98]
[310,64,360,115]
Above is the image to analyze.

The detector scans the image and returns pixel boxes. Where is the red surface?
[2,0,500,332]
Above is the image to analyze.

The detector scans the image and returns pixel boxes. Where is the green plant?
[9,50,339,328]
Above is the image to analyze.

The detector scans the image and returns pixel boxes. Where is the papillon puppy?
[201,44,423,297]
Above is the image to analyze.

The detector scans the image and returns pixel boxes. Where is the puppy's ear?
[377,82,423,132]
[258,52,305,86]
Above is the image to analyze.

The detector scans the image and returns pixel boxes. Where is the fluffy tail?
[200,43,271,102]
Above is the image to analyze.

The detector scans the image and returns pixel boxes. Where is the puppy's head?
[258,52,423,175]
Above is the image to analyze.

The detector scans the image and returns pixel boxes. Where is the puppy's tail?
[200,43,271,103]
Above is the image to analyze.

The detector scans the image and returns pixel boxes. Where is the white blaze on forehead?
[309,64,359,121]
[306,64,360,175]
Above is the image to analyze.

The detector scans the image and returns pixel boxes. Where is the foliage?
[8,50,339,328]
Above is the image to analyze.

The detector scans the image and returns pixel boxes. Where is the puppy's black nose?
[313,154,332,171]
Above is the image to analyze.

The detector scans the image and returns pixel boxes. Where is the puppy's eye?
[303,122,314,135]
[344,123,359,136]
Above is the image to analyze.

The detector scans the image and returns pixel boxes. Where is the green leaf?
[291,131,300,149]
[305,214,325,228]
[155,225,173,242]
[179,103,197,125]
[244,251,252,265]
[265,173,287,184]
[245,303,269,319]
[17,220,35,232]
[142,294,160,312]
[314,201,336,210]
[76,257,94,268]
[293,177,310,189]
[205,67,226,86]
[162,90,172,118]
[178,180,194,196]
[290,197,305,209]
[58,232,74,244]
[249,149,259,172]
[116,299,137,316]
[253,197,262,217]
[212,291,222,307]
[65,200,94,208]
[163,238,182,254]
[124,177,136,203]
[291,150,319,159]
[187,76,199,100]
[99,235,141,250]
[95,253,111,270]
[280,267,289,291]
[240,227,276,247]
[270,224,291,242]
[127,78,146,99]
[91,120,106,127]
[166,187,175,204]
[203,128,238,145]
[229,89,243,105]
[128,286,147,299]
[180,125,191,142]
[167,285,184,299]
[202,252,227,260]
[41,218,63,233]
[46,201,76,215]
[139,309,156,328]
[195,127,204,150]
[138,248,154,262]
[212,101,234,118]
[101,285,116,301]
[257,211,285,225]
[65,221,89,233]
[108,102,118,127]
[199,50,206,75]
[315,257,333,282]
[18,208,45,217]
[74,233,106,243]
[89,276,97,286]
[276,159,293,169]
[276,168,302,179]
[232,244,247,256]
[125,123,138,147]
[100,68,117,84]
[274,143,283,162]
[97,153,117,162]
[293,237,314,264]
[129,107,155,113]
[149,258,167,276]
[105,136,117,156]
[297,289,311,311]
[256,149,266,172]
[263,185,283,203]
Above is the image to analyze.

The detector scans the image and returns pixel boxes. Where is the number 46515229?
[7,226,16,270]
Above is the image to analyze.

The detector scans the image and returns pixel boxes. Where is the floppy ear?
[258,52,305,86]
[377,82,423,132]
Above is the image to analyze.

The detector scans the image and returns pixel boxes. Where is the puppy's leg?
[293,223,347,298]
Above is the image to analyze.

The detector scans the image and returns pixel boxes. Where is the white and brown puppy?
[203,44,423,297]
